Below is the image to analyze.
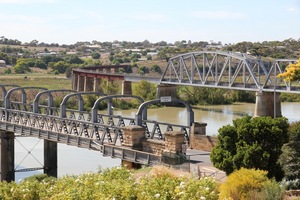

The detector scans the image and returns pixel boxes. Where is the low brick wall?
[141,139,165,155]
[190,135,218,151]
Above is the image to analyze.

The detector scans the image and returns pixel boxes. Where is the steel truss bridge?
[0,86,193,172]
[160,51,299,93]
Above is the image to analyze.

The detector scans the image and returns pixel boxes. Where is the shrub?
[211,116,289,181]
[278,121,300,189]
[0,166,220,199]
[219,168,283,200]
[136,166,219,200]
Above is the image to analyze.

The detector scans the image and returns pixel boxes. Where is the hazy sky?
[0,0,299,44]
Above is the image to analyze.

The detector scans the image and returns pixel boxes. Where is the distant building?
[0,60,6,67]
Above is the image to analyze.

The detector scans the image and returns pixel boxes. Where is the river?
[14,102,300,181]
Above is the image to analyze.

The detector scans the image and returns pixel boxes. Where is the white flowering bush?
[0,166,219,200]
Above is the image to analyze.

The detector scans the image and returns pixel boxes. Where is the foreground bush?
[219,168,284,200]
[0,166,219,200]
[278,121,300,190]
[211,116,289,181]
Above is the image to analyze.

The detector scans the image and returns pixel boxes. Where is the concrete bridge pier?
[0,131,14,182]
[122,81,132,95]
[84,77,94,92]
[44,140,57,178]
[77,76,85,92]
[156,84,177,99]
[93,78,102,93]
[254,92,282,117]
[72,74,78,90]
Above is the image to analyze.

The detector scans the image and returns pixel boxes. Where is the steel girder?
[160,51,299,93]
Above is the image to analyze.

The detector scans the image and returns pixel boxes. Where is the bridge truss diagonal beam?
[160,51,300,93]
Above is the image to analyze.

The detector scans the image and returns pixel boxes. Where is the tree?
[100,79,120,95]
[151,64,161,73]
[91,52,101,59]
[35,60,47,69]
[278,121,300,189]
[132,80,156,100]
[29,39,39,46]
[137,65,148,74]
[65,67,72,78]
[51,61,69,73]
[277,59,300,81]
[210,116,289,181]
[66,55,84,64]
[179,86,231,105]
[13,59,32,74]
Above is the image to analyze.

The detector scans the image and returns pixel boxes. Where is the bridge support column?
[121,125,144,169]
[122,81,132,95]
[0,131,14,182]
[44,140,57,178]
[84,77,94,92]
[77,76,85,92]
[156,84,177,99]
[162,131,186,165]
[189,122,207,149]
[254,92,282,117]
[72,74,78,91]
[93,78,101,92]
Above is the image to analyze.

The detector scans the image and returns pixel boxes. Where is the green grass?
[0,74,72,90]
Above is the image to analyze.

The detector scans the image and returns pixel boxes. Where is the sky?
[0,0,300,45]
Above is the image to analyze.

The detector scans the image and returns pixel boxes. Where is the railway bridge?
[72,51,299,117]
[0,85,205,182]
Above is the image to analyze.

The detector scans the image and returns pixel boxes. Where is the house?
[0,60,6,67]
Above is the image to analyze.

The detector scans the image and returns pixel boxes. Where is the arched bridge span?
[160,51,298,93]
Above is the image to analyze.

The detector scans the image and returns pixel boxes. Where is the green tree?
[4,68,11,74]
[51,61,69,73]
[35,60,47,69]
[278,121,300,189]
[137,65,148,74]
[179,86,231,105]
[132,80,156,100]
[151,64,161,73]
[210,116,289,181]
[13,60,31,74]
[41,55,63,65]
[91,52,101,59]
[66,55,84,64]
[65,67,72,78]
[100,79,120,95]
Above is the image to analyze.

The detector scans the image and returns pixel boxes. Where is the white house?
[0,60,6,67]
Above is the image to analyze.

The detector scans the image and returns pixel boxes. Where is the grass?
[0,73,72,90]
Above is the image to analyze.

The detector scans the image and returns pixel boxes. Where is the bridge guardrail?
[0,108,163,165]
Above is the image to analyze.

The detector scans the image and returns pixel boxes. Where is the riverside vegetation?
[1,39,300,199]
[0,166,288,200]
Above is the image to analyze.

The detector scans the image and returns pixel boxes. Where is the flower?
[200,196,206,200]
[179,181,185,188]
[154,193,160,198]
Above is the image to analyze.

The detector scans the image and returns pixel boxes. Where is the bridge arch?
[60,91,105,118]
[135,98,194,127]
[161,51,299,93]
[4,86,48,109]
[0,84,20,99]
[160,51,264,91]
[91,94,144,123]
[33,89,76,114]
